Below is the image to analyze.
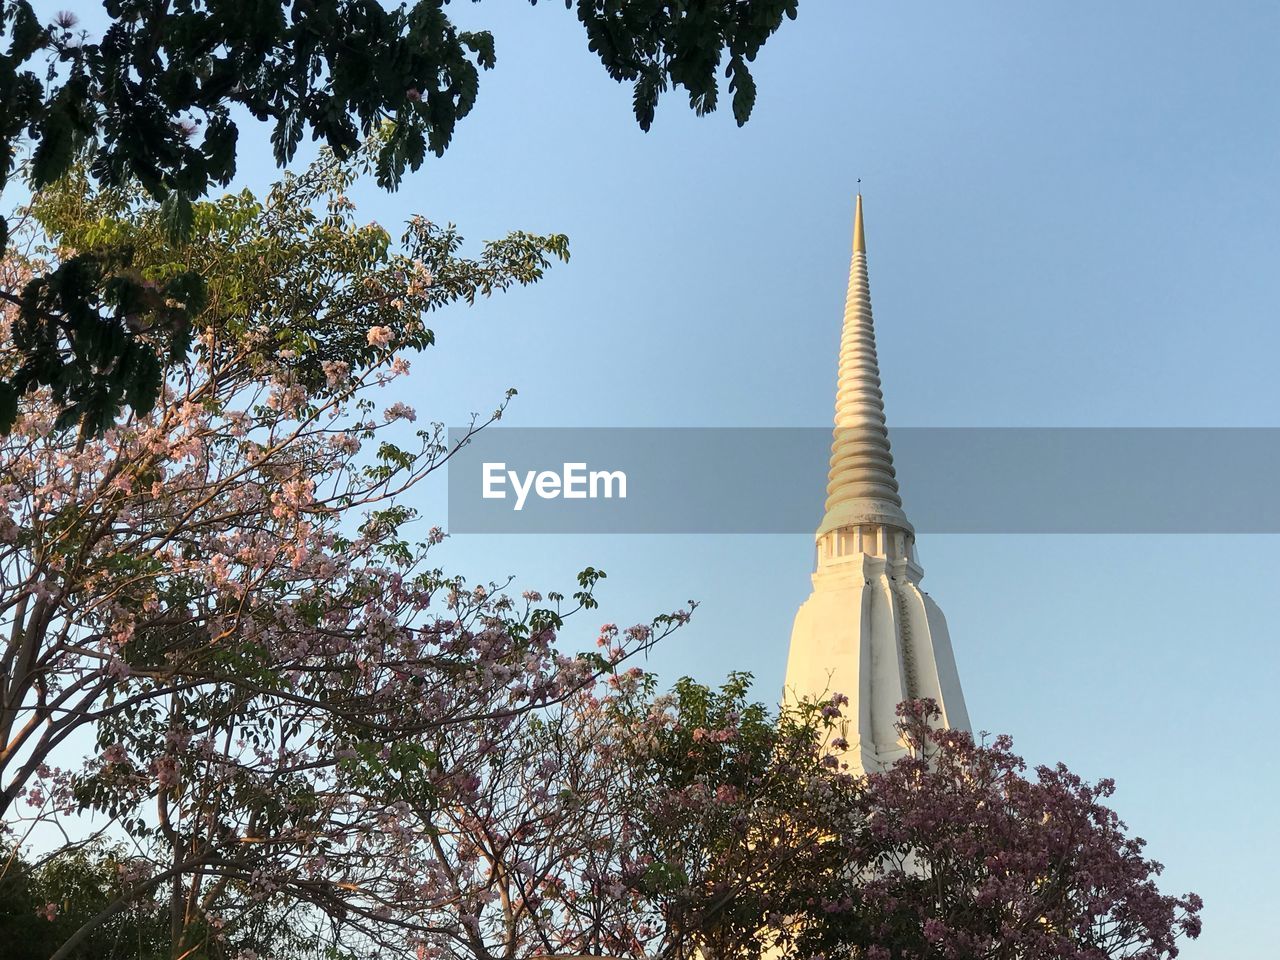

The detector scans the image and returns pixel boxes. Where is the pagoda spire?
[818,194,911,540]
[785,192,969,775]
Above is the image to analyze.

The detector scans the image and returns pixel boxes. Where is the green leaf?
[123,344,162,415]
[202,113,239,185]
[0,381,17,432]
[9,1,44,59]
[159,190,194,242]
[461,31,497,70]
[728,57,757,127]
[30,101,75,188]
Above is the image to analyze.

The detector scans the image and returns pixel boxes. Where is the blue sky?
[32,1,1280,955]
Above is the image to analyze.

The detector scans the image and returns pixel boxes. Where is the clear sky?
[33,1,1280,956]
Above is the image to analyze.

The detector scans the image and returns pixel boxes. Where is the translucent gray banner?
[445,428,1280,534]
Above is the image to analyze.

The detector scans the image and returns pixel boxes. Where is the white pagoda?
[783,195,970,775]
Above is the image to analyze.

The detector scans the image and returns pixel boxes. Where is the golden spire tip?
[853,193,866,253]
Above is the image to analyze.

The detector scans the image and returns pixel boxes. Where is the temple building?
[783,195,970,775]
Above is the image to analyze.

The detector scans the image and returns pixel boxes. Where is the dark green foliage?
[561,0,799,130]
[0,0,799,431]
[0,843,347,959]
[7,251,203,433]
[0,844,169,960]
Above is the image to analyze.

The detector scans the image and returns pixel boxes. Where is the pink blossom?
[322,359,351,387]
[102,743,128,765]
[152,756,179,790]
[366,325,394,348]
[384,402,417,423]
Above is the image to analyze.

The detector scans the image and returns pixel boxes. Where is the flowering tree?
[791,700,1204,960]
[391,669,857,960]
[386,661,648,960]
[0,151,687,959]
[409,678,1203,960]
[606,690,1203,960]
[601,673,854,960]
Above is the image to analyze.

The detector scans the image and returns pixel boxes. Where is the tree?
[411,678,1204,960]
[0,151,687,959]
[1,839,357,959]
[374,661,653,960]
[603,672,853,960]
[392,668,858,960]
[0,0,801,430]
[1,842,171,960]
[793,700,1204,960]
